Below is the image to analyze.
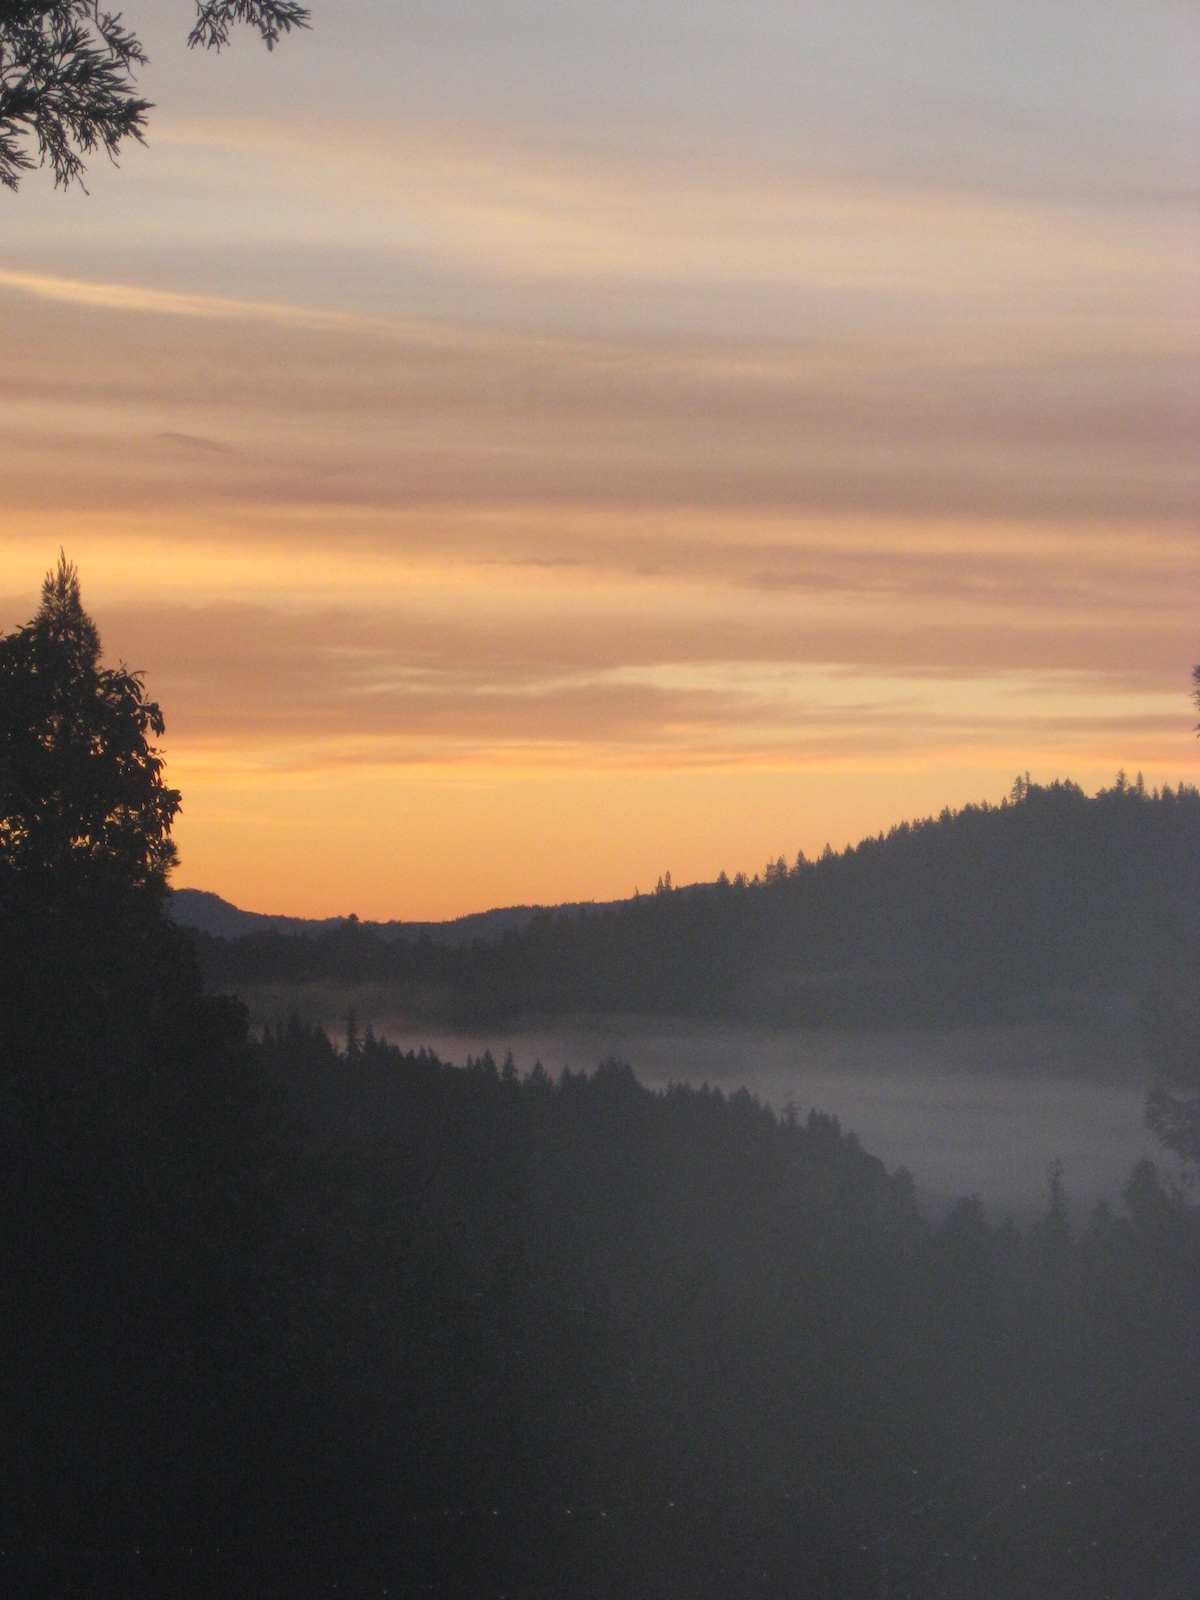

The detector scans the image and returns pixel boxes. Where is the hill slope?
[195,778,1200,1026]
[169,887,618,947]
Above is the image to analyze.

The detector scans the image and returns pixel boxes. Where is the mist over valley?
[181,777,1198,1219]
[4,0,1199,1589]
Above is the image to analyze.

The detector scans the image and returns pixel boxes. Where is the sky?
[2,0,1197,919]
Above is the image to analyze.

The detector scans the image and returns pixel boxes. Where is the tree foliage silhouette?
[0,563,276,1583]
[0,0,310,191]
[0,555,200,1055]
[0,553,179,894]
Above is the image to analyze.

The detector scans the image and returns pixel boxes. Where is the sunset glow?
[3,0,1196,917]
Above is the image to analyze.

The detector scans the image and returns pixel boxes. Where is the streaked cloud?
[0,0,1195,915]
[2,257,1193,530]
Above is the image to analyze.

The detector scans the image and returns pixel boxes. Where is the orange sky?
[1,2,1197,918]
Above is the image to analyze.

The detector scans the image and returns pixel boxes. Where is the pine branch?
[0,0,310,191]
[188,0,310,53]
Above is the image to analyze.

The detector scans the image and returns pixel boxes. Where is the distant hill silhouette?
[194,776,1200,1027]
[170,886,620,947]
[10,562,1200,1594]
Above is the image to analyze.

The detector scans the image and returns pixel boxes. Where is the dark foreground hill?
[10,564,1200,1596]
[10,1018,1200,1597]
[195,776,1200,1027]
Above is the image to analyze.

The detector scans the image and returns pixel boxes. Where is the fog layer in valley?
[244,993,1163,1220]
[380,1026,1161,1223]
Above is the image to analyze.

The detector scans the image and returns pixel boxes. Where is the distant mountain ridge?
[169,887,621,948]
[192,778,1200,1027]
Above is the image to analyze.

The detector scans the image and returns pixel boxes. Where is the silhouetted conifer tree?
[0,561,275,1578]
[0,555,199,1055]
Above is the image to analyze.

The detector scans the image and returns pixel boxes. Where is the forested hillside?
[197,776,1200,1025]
[170,885,610,945]
[11,1015,1200,1595]
[6,567,1200,1594]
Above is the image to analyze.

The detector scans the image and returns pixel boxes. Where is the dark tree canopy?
[0,0,310,191]
[0,556,201,1059]
[0,554,179,898]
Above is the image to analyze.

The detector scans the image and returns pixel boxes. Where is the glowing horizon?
[2,1,1196,919]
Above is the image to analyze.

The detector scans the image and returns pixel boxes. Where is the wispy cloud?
[1,1,1195,914]
[0,266,371,330]
[2,262,1194,530]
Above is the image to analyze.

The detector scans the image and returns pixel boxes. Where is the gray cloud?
[2,280,1195,529]
[2,0,1194,842]
[79,597,1193,774]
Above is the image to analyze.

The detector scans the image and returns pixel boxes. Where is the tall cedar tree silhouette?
[0,0,310,191]
[0,554,179,889]
[0,556,185,1048]
[0,562,270,1567]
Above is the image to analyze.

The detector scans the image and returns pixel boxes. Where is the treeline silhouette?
[197,775,1200,1026]
[7,1018,1200,1595]
[5,565,1200,1594]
